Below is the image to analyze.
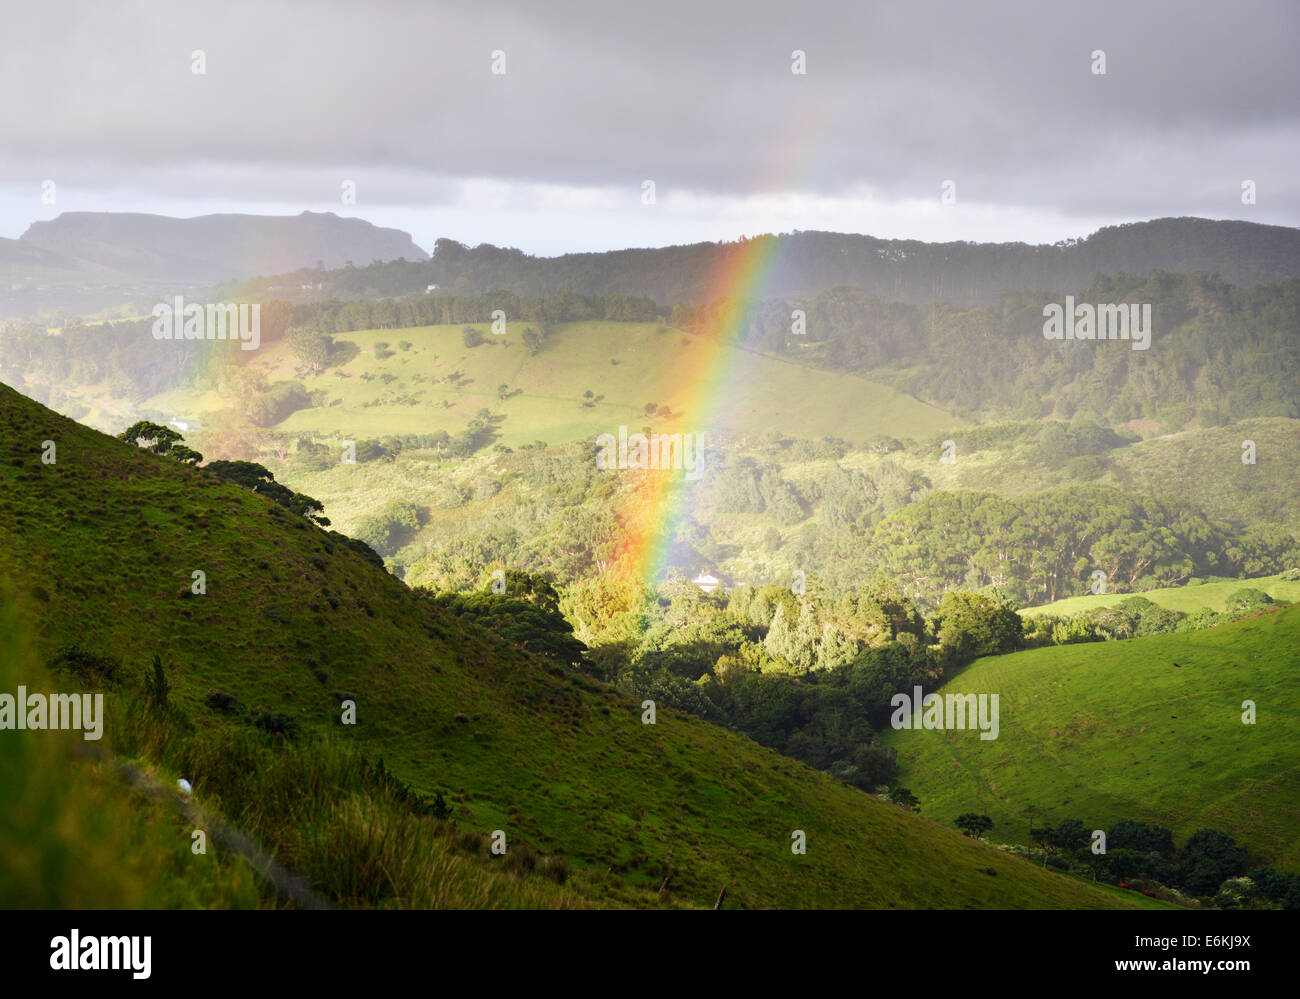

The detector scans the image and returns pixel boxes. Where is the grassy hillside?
[0,382,1148,909]
[884,606,1300,868]
[1022,573,1300,618]
[0,595,264,908]
[146,321,961,447]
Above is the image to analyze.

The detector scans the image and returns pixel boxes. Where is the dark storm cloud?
[1,0,1296,222]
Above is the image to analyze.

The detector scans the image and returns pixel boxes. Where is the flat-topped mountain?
[18,210,427,284]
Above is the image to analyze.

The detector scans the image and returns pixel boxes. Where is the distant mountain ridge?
[8,213,1300,320]
[17,210,427,284]
[251,216,1300,308]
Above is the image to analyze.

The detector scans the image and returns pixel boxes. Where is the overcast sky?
[1,0,1296,255]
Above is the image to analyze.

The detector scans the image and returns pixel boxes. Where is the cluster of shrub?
[1022,589,1285,646]
[959,815,1300,909]
[416,572,585,666]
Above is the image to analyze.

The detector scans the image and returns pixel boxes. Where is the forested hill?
[228,217,1300,308]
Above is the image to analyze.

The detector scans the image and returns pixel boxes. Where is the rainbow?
[610,234,784,589]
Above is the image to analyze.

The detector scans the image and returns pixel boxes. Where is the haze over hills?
[229,216,1300,309]
[7,214,1300,322]
[0,211,429,319]
[20,210,428,283]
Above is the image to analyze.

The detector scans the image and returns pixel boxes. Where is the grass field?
[0,382,1153,909]
[1021,573,1300,617]
[884,605,1300,868]
[146,321,964,448]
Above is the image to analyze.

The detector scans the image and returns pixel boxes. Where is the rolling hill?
[150,320,963,448]
[229,217,1300,309]
[883,606,1300,868]
[0,382,1149,909]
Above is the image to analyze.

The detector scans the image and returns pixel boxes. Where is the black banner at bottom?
[1,908,1288,987]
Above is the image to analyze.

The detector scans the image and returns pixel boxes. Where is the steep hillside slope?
[0,383,1145,908]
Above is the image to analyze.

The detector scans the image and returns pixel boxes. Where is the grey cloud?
[1,0,1296,226]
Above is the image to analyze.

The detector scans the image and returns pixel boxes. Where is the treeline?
[0,291,662,406]
[295,290,661,333]
[701,451,1295,606]
[988,816,1300,909]
[223,218,1300,309]
[1022,589,1284,646]
[862,486,1298,606]
[0,315,214,400]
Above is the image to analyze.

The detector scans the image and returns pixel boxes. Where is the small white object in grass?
[178,779,192,793]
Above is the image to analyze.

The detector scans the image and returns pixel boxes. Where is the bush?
[1249,866,1300,910]
[540,854,569,884]
[244,381,312,427]
[1178,828,1246,896]
[46,646,125,687]
[252,712,300,741]
[205,691,247,715]
[502,842,538,878]
[1226,588,1274,616]
[353,499,424,557]
[955,813,993,838]
[1108,819,1175,856]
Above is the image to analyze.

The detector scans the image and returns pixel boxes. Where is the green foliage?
[170,444,203,466]
[1108,819,1176,856]
[888,786,920,811]
[205,459,332,527]
[1226,587,1274,616]
[286,325,336,374]
[422,589,586,666]
[353,499,424,557]
[1248,866,1300,910]
[868,485,1293,608]
[244,381,312,427]
[932,590,1023,664]
[118,420,181,455]
[956,813,993,838]
[1178,829,1247,896]
[47,645,125,687]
